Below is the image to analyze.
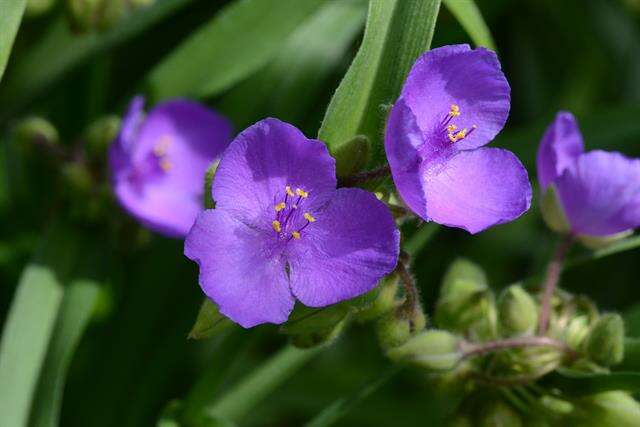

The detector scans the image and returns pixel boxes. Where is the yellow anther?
[275,202,286,212]
[455,129,468,140]
[295,188,308,198]
[272,220,282,232]
[448,133,458,143]
[447,124,457,132]
[291,231,301,240]
[285,186,295,197]
[449,104,460,117]
[153,135,171,156]
[159,159,172,171]
[303,212,316,223]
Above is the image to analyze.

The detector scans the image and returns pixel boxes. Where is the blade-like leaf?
[146,0,325,101]
[188,299,234,340]
[443,0,495,50]
[28,280,100,427]
[0,0,193,119]
[318,0,441,175]
[0,224,80,427]
[542,369,640,397]
[0,0,27,82]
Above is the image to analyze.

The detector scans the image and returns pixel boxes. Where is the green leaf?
[0,0,27,82]
[188,299,234,340]
[0,0,193,119]
[146,0,325,101]
[617,337,640,371]
[318,0,441,175]
[542,369,640,397]
[28,280,101,427]
[304,367,400,427]
[207,345,322,422]
[0,224,80,427]
[443,0,496,50]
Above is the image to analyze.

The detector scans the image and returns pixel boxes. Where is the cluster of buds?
[383,258,637,426]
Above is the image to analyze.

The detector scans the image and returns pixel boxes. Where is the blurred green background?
[2,0,640,426]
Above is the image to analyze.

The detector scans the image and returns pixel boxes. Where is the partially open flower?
[184,118,399,328]
[537,112,640,239]
[384,44,532,233]
[109,96,232,238]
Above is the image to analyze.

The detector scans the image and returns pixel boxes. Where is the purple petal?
[185,209,294,328]
[556,150,640,236]
[537,111,585,191]
[212,118,336,224]
[422,148,532,234]
[109,96,145,174]
[287,188,399,307]
[111,99,232,237]
[400,44,510,151]
[385,100,431,219]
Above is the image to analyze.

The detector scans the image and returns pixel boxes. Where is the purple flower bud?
[384,44,532,233]
[184,118,400,328]
[109,96,232,238]
[537,111,640,237]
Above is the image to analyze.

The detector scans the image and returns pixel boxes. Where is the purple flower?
[184,118,400,328]
[537,111,640,237]
[109,96,232,238]
[384,44,532,233]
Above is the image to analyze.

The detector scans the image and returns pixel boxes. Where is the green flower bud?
[540,185,570,234]
[14,116,59,149]
[567,392,640,427]
[84,115,121,163]
[387,329,461,371]
[203,160,220,209]
[585,314,624,366]
[376,313,411,349]
[281,303,350,349]
[498,285,538,336]
[478,399,523,427]
[563,315,591,350]
[188,299,234,340]
[578,230,633,250]
[355,276,400,322]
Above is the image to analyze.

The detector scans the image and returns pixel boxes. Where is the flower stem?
[537,235,574,334]
[460,336,576,360]
[396,252,421,329]
[338,164,390,187]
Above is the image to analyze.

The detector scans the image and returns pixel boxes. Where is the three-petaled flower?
[109,96,232,237]
[384,44,532,233]
[185,118,400,328]
[537,111,640,238]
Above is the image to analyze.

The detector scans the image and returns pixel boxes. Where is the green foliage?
[0,0,26,82]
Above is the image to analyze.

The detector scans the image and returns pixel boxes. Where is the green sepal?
[585,313,625,367]
[281,303,350,349]
[386,329,462,371]
[188,299,234,340]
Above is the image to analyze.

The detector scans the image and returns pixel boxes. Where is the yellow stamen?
[272,220,282,232]
[447,124,457,132]
[285,186,295,197]
[153,135,171,156]
[448,133,458,143]
[275,202,286,212]
[449,104,460,117]
[160,159,172,171]
[455,129,468,140]
[291,231,301,240]
[295,188,308,198]
[303,212,316,223]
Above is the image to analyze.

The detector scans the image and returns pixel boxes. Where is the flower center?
[152,135,172,172]
[271,185,316,241]
[441,104,477,143]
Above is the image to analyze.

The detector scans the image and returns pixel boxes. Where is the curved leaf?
[0,0,27,82]
[443,0,495,50]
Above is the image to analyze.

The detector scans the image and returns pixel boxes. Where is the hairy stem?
[395,253,421,328]
[338,164,390,187]
[461,336,577,361]
[538,235,574,334]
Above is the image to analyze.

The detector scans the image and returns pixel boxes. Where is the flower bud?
[477,400,523,427]
[376,313,411,349]
[585,313,624,366]
[568,391,640,427]
[84,115,121,163]
[540,185,570,234]
[498,285,538,336]
[281,303,350,349]
[387,329,461,371]
[563,315,591,350]
[14,116,59,149]
[355,276,400,322]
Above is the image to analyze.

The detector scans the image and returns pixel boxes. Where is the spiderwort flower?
[537,111,640,237]
[109,96,232,237]
[184,118,400,328]
[384,44,532,233]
